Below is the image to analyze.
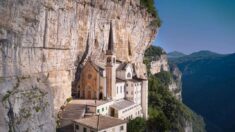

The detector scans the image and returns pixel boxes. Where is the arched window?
[127,72,131,78]
[99,92,103,100]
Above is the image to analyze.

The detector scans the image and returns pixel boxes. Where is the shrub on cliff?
[140,0,162,27]
[127,117,146,132]
[144,45,165,58]
[142,49,206,131]
[147,71,206,131]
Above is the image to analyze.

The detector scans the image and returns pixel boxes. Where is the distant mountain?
[188,50,223,58]
[170,51,235,132]
[167,51,186,58]
[170,50,225,64]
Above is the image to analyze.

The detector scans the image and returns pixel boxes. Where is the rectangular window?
[102,108,104,111]
[117,87,118,94]
[120,125,124,131]
[75,124,79,130]
[83,127,87,132]
[120,87,122,93]
[97,109,100,113]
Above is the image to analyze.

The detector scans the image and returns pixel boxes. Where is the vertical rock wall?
[0,0,157,131]
[149,54,182,100]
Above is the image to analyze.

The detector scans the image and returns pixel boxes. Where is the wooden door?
[88,91,91,99]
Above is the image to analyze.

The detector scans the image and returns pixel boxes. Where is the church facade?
[77,23,148,120]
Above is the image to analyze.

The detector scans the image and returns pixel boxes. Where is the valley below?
[169,51,235,132]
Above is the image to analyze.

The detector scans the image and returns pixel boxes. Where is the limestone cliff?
[145,46,205,132]
[149,51,182,100]
[168,65,182,101]
[0,0,157,131]
[150,54,169,74]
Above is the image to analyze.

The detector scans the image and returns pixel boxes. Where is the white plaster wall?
[99,124,127,132]
[118,105,143,120]
[141,80,148,119]
[96,101,114,116]
[125,65,133,79]
[125,81,134,101]
[115,82,125,100]
[74,123,127,132]
[133,82,142,105]
[125,81,142,104]
[116,64,133,80]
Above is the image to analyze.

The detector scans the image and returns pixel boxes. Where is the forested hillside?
[128,46,206,132]
[170,51,235,132]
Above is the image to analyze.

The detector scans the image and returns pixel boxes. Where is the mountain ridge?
[167,51,186,58]
[170,51,235,132]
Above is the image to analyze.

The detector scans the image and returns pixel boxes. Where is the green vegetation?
[144,45,165,75]
[140,0,156,16]
[144,45,165,58]
[34,106,41,112]
[2,90,12,102]
[20,108,31,119]
[66,97,72,103]
[127,117,146,132]
[171,52,235,131]
[147,72,205,131]
[150,18,162,28]
[140,0,162,27]
[126,47,206,132]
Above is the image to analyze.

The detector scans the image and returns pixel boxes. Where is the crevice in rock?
[22,47,70,50]
[43,10,48,48]
[7,100,15,132]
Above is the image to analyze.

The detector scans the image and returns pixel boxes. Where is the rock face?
[150,54,169,74]
[150,54,182,100]
[0,0,156,131]
[168,65,182,101]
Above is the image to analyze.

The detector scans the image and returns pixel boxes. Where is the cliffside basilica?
[70,23,148,131]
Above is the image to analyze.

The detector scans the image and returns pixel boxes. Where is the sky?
[153,0,235,54]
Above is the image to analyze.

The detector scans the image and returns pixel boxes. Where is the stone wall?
[0,0,157,131]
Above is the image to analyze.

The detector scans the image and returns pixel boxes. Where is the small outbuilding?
[73,115,127,132]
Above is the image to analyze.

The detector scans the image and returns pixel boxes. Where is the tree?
[127,117,146,132]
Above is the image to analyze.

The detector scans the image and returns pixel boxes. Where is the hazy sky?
[154,0,235,54]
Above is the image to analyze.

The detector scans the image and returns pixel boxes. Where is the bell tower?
[106,22,116,99]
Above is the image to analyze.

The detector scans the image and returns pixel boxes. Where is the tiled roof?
[126,78,140,82]
[70,99,112,107]
[74,115,127,130]
[116,78,126,83]
[110,100,135,110]
[116,63,127,71]
[106,22,115,55]
[61,101,86,120]
[125,76,145,82]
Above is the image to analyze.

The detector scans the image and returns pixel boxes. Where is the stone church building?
[73,23,148,130]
